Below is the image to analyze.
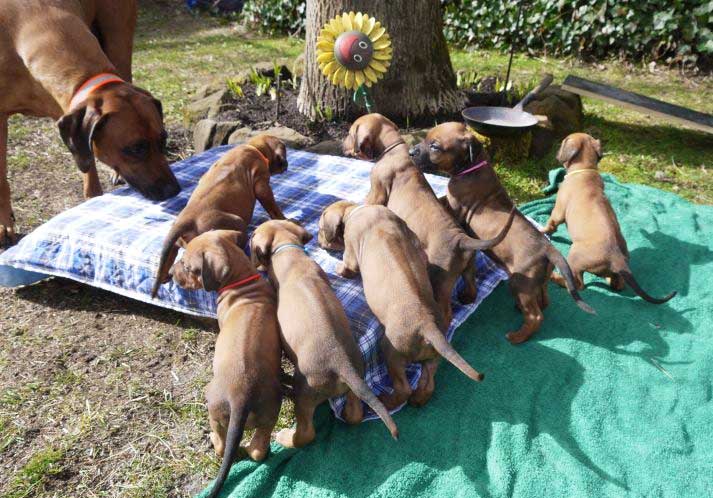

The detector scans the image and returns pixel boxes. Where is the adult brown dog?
[250,220,399,447]
[151,135,287,297]
[170,230,282,498]
[0,0,181,247]
[410,122,595,344]
[318,201,484,409]
[541,133,676,303]
[345,113,515,326]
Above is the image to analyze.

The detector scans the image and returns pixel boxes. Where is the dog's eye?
[429,143,442,152]
[122,140,150,160]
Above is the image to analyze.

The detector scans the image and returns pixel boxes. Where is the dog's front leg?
[255,179,284,220]
[335,246,359,278]
[83,164,104,198]
[0,114,16,247]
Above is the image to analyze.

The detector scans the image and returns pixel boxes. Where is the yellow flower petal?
[369,26,386,42]
[369,59,388,74]
[373,38,391,50]
[345,70,355,90]
[363,66,379,83]
[319,30,336,42]
[330,18,343,34]
[317,51,335,64]
[342,12,353,31]
[373,50,392,61]
[331,66,345,86]
[355,70,366,87]
[361,16,375,35]
[354,12,363,31]
[316,40,335,51]
[322,60,340,77]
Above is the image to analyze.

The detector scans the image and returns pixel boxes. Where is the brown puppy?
[171,230,282,498]
[346,113,515,326]
[1,0,180,246]
[542,133,676,303]
[410,122,595,345]
[318,201,484,410]
[250,220,399,447]
[151,135,287,297]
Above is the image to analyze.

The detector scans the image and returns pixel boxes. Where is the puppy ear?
[57,101,108,173]
[249,232,272,270]
[201,251,229,292]
[319,207,344,244]
[177,237,188,249]
[592,138,603,161]
[353,125,374,159]
[556,137,581,166]
[294,224,313,244]
[152,98,164,120]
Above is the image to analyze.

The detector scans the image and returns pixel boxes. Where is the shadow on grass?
[583,115,712,170]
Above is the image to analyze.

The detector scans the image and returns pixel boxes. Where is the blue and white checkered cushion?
[0,145,508,419]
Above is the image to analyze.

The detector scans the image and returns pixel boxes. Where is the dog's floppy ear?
[201,250,229,292]
[592,138,603,161]
[556,136,581,166]
[291,222,313,244]
[319,207,345,244]
[57,101,109,173]
[353,125,374,159]
[249,231,272,270]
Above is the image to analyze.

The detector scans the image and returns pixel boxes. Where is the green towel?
[542,166,567,194]
[198,174,713,498]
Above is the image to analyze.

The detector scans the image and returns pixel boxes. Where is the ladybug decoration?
[316,12,392,91]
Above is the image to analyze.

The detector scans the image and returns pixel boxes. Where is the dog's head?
[409,122,486,176]
[169,230,245,292]
[248,134,289,175]
[343,113,400,160]
[249,219,312,270]
[318,200,355,251]
[556,133,602,169]
[57,83,181,201]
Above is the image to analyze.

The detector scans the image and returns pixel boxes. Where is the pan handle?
[514,73,554,110]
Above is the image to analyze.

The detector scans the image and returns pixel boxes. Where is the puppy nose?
[160,180,181,200]
[408,146,419,157]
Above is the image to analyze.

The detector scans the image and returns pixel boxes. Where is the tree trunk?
[297,0,462,121]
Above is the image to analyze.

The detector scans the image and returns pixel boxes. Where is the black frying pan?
[463,74,554,137]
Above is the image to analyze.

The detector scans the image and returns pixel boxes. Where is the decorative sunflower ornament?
[316,12,392,110]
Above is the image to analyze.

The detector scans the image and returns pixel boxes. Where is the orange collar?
[218,273,261,294]
[69,73,124,110]
[245,144,270,166]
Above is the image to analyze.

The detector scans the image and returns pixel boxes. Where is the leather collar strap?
[566,168,599,178]
[271,243,308,256]
[344,204,368,222]
[218,273,261,294]
[376,139,406,161]
[70,73,124,110]
[456,159,489,177]
[245,144,270,166]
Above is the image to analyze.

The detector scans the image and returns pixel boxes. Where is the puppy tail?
[458,207,516,252]
[423,326,485,383]
[612,258,676,304]
[341,368,399,441]
[207,400,250,498]
[545,245,596,315]
[151,221,187,298]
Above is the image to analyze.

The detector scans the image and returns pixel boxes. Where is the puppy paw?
[209,431,225,457]
[244,444,269,462]
[0,209,17,248]
[276,428,298,448]
[335,263,356,279]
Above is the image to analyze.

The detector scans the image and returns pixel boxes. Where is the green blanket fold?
[199,174,713,498]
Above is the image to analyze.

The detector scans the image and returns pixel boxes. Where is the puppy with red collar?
[542,133,676,304]
[170,229,282,498]
[151,135,288,298]
[410,122,595,344]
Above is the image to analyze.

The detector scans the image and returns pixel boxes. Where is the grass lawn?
[1,2,711,498]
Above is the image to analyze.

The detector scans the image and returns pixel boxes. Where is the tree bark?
[297,0,463,121]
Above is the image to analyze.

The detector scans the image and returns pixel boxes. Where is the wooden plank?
[562,75,713,134]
